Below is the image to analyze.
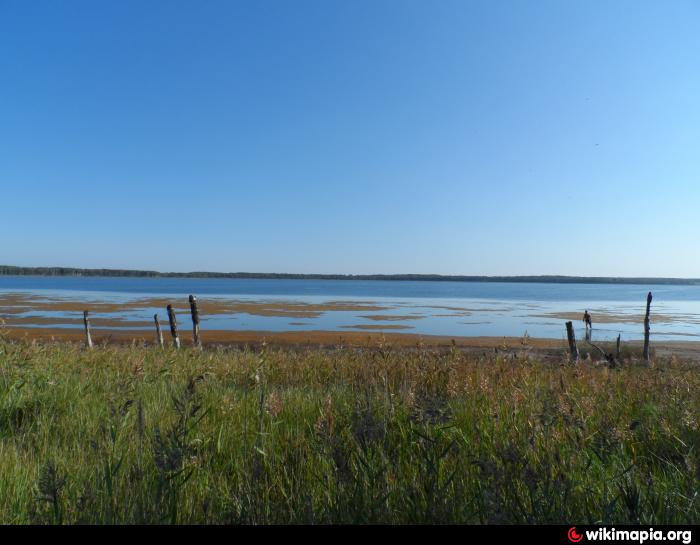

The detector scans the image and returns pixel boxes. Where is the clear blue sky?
[1,0,698,276]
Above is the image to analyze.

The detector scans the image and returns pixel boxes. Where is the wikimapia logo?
[569,528,584,542]
[567,527,692,544]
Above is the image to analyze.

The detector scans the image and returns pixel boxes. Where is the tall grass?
[0,338,697,524]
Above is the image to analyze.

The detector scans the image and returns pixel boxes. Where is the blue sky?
[1,0,698,276]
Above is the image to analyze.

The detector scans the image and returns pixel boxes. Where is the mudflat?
[0,293,389,318]
[3,326,700,361]
[3,292,700,355]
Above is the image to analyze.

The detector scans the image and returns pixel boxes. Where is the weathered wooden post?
[83,310,93,349]
[154,313,164,348]
[167,304,180,349]
[189,295,201,348]
[565,321,578,362]
[643,291,652,361]
[616,334,621,360]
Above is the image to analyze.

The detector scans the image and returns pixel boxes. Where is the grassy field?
[0,336,698,524]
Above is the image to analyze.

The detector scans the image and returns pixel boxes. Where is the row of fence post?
[565,291,653,363]
[83,294,201,349]
[83,290,656,358]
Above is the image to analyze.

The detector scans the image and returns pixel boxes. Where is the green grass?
[0,337,697,524]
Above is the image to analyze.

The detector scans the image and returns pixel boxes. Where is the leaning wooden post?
[616,334,621,360]
[643,291,652,361]
[83,310,94,349]
[154,314,164,348]
[565,321,578,362]
[167,304,180,349]
[189,295,201,348]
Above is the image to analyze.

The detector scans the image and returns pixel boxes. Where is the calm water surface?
[1,276,699,341]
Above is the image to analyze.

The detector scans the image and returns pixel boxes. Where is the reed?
[0,338,697,524]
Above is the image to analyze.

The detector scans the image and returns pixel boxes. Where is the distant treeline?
[2,265,700,285]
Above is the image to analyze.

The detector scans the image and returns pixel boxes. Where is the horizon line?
[1,265,699,285]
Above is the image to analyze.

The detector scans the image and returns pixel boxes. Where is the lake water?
[1,276,700,341]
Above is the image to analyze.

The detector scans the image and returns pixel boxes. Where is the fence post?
[616,334,621,360]
[565,321,578,362]
[189,295,201,348]
[83,310,93,349]
[643,291,652,361]
[154,313,164,348]
[167,304,180,349]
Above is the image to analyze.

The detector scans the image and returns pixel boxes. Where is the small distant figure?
[583,310,592,331]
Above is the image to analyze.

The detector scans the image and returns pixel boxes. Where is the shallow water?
[1,276,699,341]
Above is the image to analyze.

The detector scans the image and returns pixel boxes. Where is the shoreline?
[3,326,700,359]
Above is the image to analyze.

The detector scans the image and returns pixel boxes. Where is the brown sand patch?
[0,294,160,314]
[0,307,34,315]
[5,326,700,360]
[423,305,510,313]
[422,305,473,313]
[201,301,389,318]
[1,316,154,328]
[535,311,700,325]
[0,293,390,319]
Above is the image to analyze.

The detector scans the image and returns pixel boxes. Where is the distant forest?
[1,265,700,285]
